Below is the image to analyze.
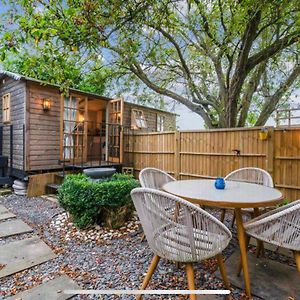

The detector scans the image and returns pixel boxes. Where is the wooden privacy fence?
[124,126,300,202]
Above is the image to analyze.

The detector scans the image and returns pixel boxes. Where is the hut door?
[61,95,88,164]
[106,98,124,163]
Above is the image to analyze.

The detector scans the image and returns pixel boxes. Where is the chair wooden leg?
[141,233,145,242]
[137,255,160,300]
[185,263,196,300]
[294,251,300,272]
[237,235,251,276]
[231,212,236,228]
[252,208,265,258]
[216,254,230,289]
[256,239,265,258]
[220,209,226,223]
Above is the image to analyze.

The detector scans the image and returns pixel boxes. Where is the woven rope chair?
[225,167,273,187]
[138,168,176,241]
[131,188,232,300]
[139,167,176,190]
[237,199,300,275]
[221,167,274,227]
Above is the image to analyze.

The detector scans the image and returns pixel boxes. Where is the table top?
[162,179,283,208]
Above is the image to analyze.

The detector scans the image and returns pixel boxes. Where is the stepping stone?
[0,236,56,278]
[197,296,223,299]
[6,275,79,300]
[216,250,300,299]
[0,205,15,221]
[0,188,12,196]
[41,194,59,204]
[0,219,33,238]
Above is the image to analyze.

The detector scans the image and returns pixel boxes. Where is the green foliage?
[277,199,291,207]
[58,173,139,229]
[2,51,109,95]
[1,0,300,127]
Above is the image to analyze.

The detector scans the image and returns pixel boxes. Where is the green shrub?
[58,173,139,229]
[277,198,290,207]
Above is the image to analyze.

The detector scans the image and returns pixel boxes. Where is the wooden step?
[55,173,65,184]
[46,183,61,192]
[56,172,65,178]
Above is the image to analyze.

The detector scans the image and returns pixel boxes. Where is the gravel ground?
[0,194,296,300]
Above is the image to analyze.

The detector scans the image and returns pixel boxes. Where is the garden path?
[6,275,79,300]
[0,205,79,299]
[0,219,33,238]
[0,205,15,220]
[216,248,300,299]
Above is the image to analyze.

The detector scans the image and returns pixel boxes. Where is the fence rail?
[125,126,300,202]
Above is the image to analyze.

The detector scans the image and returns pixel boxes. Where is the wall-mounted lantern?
[79,114,85,123]
[42,98,51,111]
[259,127,268,140]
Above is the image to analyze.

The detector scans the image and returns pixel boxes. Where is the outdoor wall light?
[79,115,85,123]
[259,127,268,140]
[42,98,51,111]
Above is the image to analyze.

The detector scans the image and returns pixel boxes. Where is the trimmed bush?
[58,173,139,229]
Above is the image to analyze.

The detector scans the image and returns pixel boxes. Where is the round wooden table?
[162,179,283,298]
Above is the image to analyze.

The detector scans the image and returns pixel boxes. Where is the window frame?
[131,109,148,129]
[2,93,11,124]
[156,114,165,132]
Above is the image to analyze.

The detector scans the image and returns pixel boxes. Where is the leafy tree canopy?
[1,48,109,95]
[1,0,300,127]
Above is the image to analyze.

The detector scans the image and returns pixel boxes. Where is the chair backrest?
[246,199,300,251]
[225,167,273,187]
[131,188,232,262]
[139,167,176,190]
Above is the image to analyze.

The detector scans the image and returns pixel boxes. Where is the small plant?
[277,198,291,207]
[58,173,139,229]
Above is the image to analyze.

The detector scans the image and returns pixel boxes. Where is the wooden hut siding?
[0,77,26,170]
[27,83,61,171]
[123,102,176,132]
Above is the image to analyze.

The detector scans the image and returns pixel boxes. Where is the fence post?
[174,131,181,179]
[266,127,275,178]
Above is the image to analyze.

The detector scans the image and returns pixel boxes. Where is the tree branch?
[247,32,300,70]
[218,0,227,33]
[129,63,214,127]
[150,25,209,105]
[227,10,262,127]
[237,62,266,127]
[255,63,300,126]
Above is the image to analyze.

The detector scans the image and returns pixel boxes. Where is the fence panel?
[126,126,300,201]
[274,128,300,201]
[130,132,176,175]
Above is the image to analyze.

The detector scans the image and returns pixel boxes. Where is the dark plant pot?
[83,168,116,179]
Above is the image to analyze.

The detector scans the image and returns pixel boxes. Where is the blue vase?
[215,177,225,189]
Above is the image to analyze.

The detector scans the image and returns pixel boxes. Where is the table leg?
[235,208,251,298]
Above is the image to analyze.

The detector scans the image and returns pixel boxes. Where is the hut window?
[2,93,11,123]
[131,109,147,129]
[157,115,165,132]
